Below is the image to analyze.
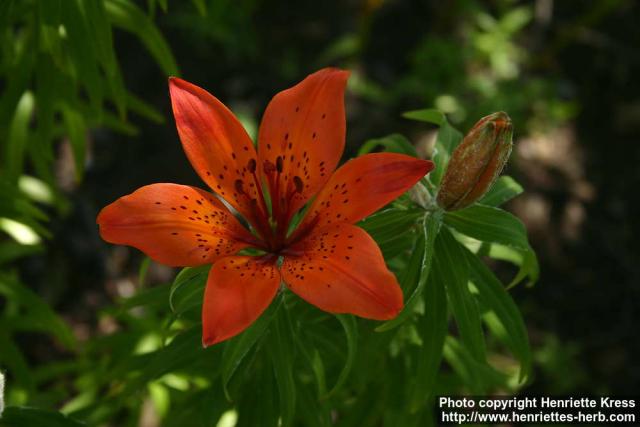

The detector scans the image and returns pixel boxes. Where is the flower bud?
[436,112,513,211]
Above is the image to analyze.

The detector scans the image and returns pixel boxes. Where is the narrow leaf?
[323,314,357,399]
[435,227,486,361]
[444,204,529,250]
[358,134,417,157]
[464,248,531,381]
[268,307,296,427]
[0,407,85,427]
[402,108,445,125]
[5,92,34,182]
[377,210,442,331]
[0,275,76,350]
[105,0,179,76]
[169,265,210,316]
[409,269,447,411]
[221,295,282,400]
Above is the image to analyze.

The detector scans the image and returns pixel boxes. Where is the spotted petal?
[169,78,269,236]
[282,223,403,320]
[97,184,256,267]
[293,153,434,239]
[257,68,349,226]
[202,256,280,346]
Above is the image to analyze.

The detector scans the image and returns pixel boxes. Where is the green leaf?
[444,204,530,250]
[432,122,463,185]
[296,381,332,427]
[5,91,34,182]
[294,335,327,398]
[377,210,442,331]
[435,227,485,361]
[191,0,207,16]
[442,337,508,394]
[112,327,208,395]
[406,110,463,186]
[61,0,103,114]
[235,364,279,427]
[61,105,87,181]
[0,407,85,427]
[323,314,357,399]
[0,331,34,392]
[137,257,151,287]
[402,108,445,125]
[0,274,76,350]
[359,207,422,259]
[0,242,43,264]
[169,265,210,316]
[105,0,179,76]
[478,175,523,207]
[449,205,539,288]
[408,267,447,411]
[126,92,164,123]
[507,247,539,287]
[268,306,296,427]
[358,134,417,157]
[221,295,282,400]
[84,0,117,77]
[464,248,531,382]
[117,282,170,312]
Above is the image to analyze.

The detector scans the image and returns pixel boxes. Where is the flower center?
[233,158,305,253]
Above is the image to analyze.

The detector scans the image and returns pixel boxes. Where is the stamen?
[234,179,245,195]
[263,160,276,175]
[247,158,257,173]
[293,176,304,193]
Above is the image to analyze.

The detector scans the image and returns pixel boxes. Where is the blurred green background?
[1,0,639,423]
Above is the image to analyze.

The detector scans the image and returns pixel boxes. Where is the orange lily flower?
[97,68,434,346]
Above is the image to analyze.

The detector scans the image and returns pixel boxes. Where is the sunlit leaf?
[402,108,445,125]
[5,91,34,182]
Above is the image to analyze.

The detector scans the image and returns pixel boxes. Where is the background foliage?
[1,0,638,426]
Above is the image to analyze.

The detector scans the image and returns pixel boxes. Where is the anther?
[247,158,257,173]
[234,179,245,194]
[264,160,276,175]
[293,176,304,193]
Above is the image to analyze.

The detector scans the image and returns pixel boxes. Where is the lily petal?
[169,78,268,234]
[202,256,280,346]
[98,184,255,267]
[257,68,349,224]
[293,153,433,239]
[282,223,402,320]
